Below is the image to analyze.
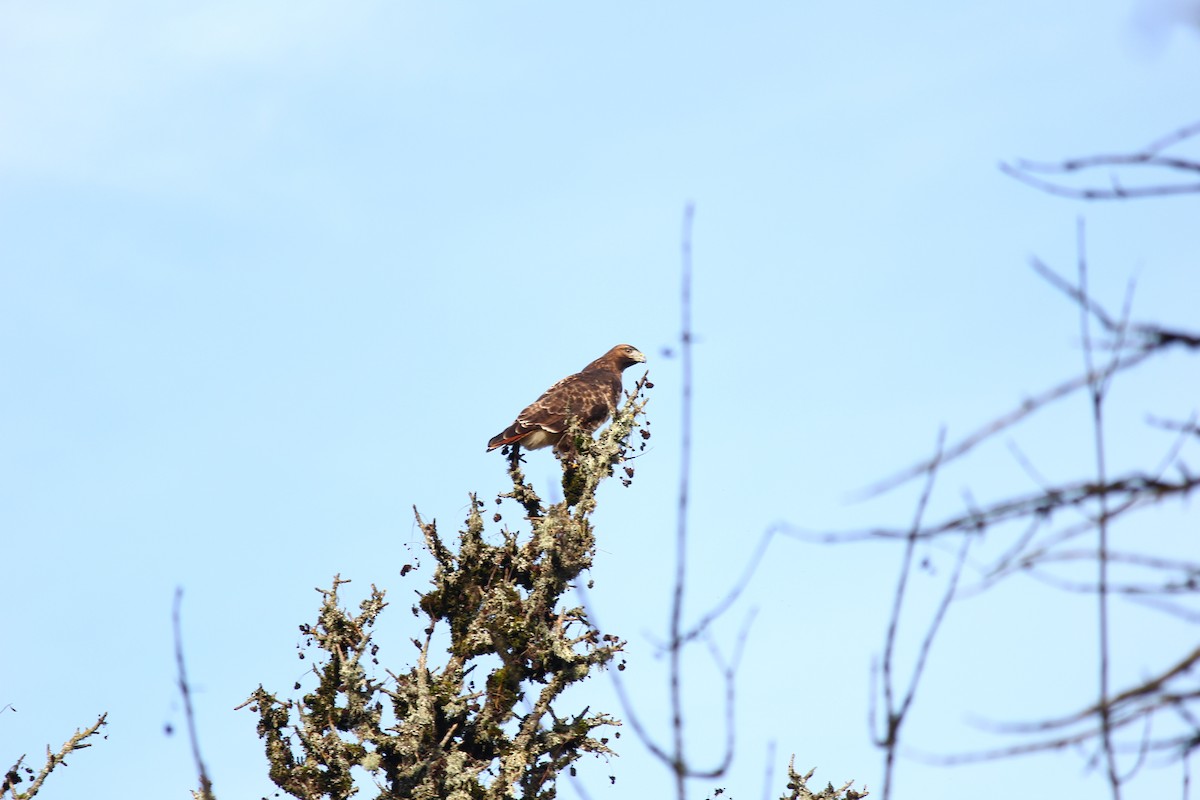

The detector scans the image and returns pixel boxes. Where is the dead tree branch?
[1001,119,1200,200]
[2,714,107,800]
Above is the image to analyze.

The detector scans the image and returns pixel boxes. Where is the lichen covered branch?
[241,379,650,799]
[2,714,107,800]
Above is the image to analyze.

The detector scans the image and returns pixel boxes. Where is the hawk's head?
[610,344,646,371]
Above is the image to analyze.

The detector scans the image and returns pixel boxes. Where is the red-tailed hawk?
[487,344,646,452]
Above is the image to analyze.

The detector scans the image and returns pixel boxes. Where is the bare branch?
[174,588,216,800]
[1076,226,1122,798]
[820,155,1200,794]
[1001,119,1200,200]
[857,349,1153,499]
[2,714,107,799]
[877,429,972,800]
[670,201,696,800]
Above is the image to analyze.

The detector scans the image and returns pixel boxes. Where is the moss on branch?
[241,376,651,799]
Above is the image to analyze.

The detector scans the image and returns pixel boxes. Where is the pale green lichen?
[240,377,652,800]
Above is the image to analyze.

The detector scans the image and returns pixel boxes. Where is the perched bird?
[487,344,646,453]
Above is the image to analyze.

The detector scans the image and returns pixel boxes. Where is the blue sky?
[2,2,1199,798]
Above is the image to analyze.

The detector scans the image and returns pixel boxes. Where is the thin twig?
[858,350,1153,499]
[1000,120,1200,200]
[1076,221,1121,800]
[999,162,1200,200]
[2,714,107,799]
[680,524,777,644]
[174,588,215,800]
[575,581,675,767]
[878,428,946,800]
[760,738,777,800]
[982,644,1200,735]
[670,201,696,800]
[1031,256,1119,332]
[581,204,744,790]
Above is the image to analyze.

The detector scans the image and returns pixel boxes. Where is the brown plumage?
[487,344,646,452]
